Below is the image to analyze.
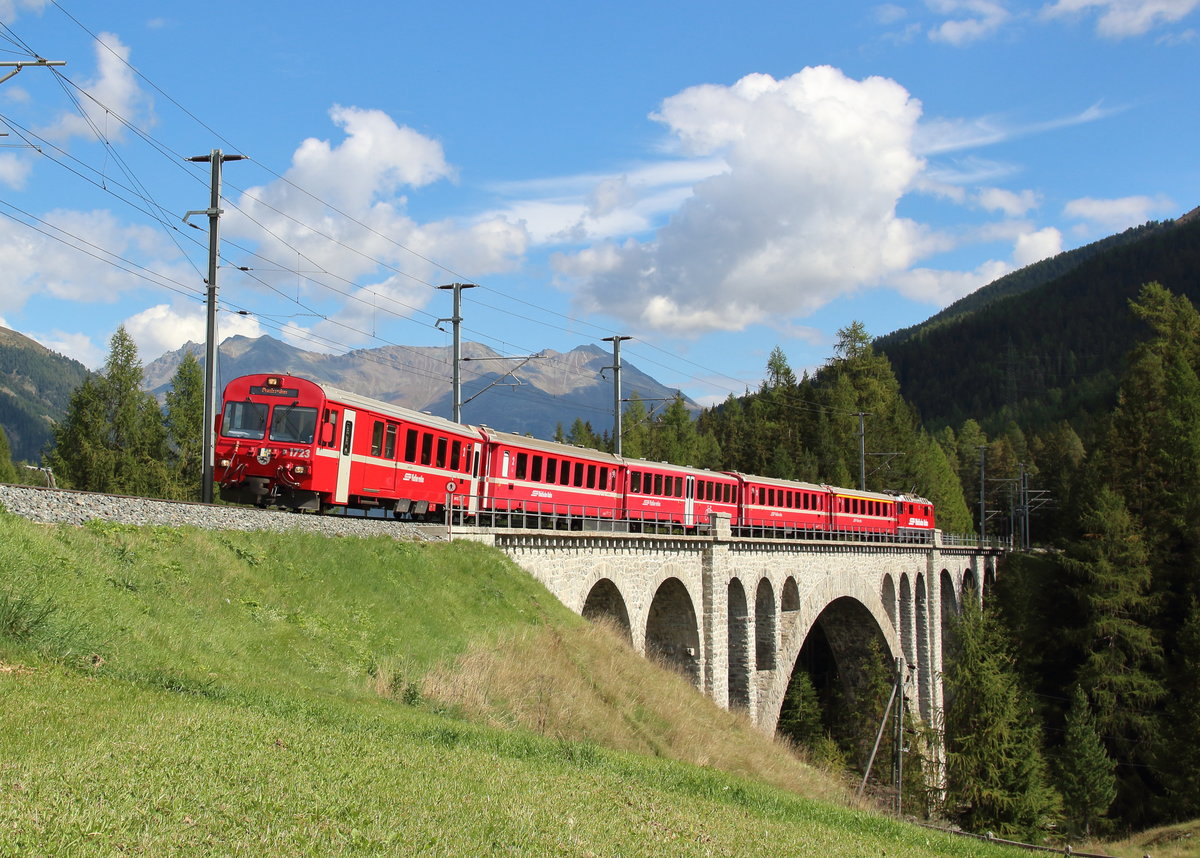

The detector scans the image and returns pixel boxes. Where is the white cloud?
[555,68,927,336]
[0,209,186,316]
[38,32,154,143]
[123,303,263,360]
[1042,0,1200,37]
[927,0,1013,44]
[228,105,529,331]
[1063,193,1175,231]
[0,153,32,189]
[977,187,1040,215]
[874,3,910,24]
[916,102,1117,155]
[1013,226,1063,265]
[29,329,106,369]
[0,0,49,21]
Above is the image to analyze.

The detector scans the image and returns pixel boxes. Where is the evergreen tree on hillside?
[1157,598,1200,820]
[164,351,204,500]
[1055,685,1116,838]
[620,393,650,459]
[48,327,171,496]
[942,598,1060,839]
[1059,485,1163,825]
[0,425,17,483]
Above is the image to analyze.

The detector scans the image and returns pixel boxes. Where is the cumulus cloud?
[38,32,154,143]
[554,68,927,335]
[927,0,1013,44]
[1042,0,1200,37]
[1063,194,1174,231]
[0,209,187,317]
[123,302,264,360]
[28,329,106,369]
[0,0,49,21]
[0,153,32,189]
[227,105,529,346]
[1013,226,1063,265]
[977,187,1040,216]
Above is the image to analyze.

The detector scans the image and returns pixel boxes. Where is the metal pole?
[186,149,244,504]
[856,412,868,490]
[438,283,477,423]
[603,335,632,455]
[977,445,987,543]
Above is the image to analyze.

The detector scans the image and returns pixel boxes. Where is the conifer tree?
[0,425,17,483]
[164,351,204,500]
[942,598,1060,839]
[1055,685,1116,838]
[1156,597,1200,821]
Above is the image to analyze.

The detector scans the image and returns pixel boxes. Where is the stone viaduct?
[459,515,1002,735]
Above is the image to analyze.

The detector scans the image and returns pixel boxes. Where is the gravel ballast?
[0,484,441,541]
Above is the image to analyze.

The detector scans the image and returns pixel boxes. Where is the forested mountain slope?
[876,210,1200,434]
[0,327,89,463]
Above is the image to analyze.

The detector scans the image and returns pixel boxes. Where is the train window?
[653,474,663,496]
[545,457,556,483]
[450,440,461,471]
[269,405,317,444]
[574,462,584,487]
[674,476,683,497]
[341,419,354,456]
[221,401,268,440]
[319,409,338,447]
[404,429,418,462]
[586,464,596,489]
[385,425,397,459]
[599,468,609,492]
[630,471,641,493]
[436,437,448,468]
[502,450,510,478]
[515,452,528,479]
[420,433,433,466]
[559,460,570,485]
[371,421,385,456]
[531,455,543,482]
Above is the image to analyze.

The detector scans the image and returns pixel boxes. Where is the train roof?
[312,380,481,438]
[478,427,625,464]
[724,471,826,492]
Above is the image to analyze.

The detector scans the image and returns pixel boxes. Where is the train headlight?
[293,465,308,475]
[218,458,232,468]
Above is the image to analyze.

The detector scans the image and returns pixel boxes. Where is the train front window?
[268,405,317,444]
[221,401,268,439]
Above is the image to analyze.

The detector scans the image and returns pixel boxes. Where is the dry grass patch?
[416,617,851,805]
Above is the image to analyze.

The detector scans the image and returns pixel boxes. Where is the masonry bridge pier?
[459,514,1001,736]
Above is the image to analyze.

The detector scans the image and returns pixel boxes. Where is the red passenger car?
[623,459,739,528]
[829,488,899,535]
[216,374,481,518]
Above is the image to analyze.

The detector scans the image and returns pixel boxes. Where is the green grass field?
[0,511,1029,856]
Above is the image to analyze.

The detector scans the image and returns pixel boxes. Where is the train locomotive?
[214,373,936,539]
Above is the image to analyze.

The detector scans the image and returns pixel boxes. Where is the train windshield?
[221,401,268,439]
[269,405,317,444]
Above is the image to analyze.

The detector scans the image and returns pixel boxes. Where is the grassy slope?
[0,513,1025,856]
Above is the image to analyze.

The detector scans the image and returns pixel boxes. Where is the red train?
[214,373,936,539]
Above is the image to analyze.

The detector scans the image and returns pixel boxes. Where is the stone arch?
[581,578,632,643]
[881,574,897,632]
[645,577,701,686]
[755,578,777,670]
[915,572,931,721]
[781,576,801,651]
[899,573,915,670]
[727,579,750,709]
[983,561,997,603]
[940,569,957,620]
[962,567,979,604]
[779,596,894,754]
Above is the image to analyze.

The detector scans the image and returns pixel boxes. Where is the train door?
[334,409,356,505]
[684,475,695,526]
[466,441,482,514]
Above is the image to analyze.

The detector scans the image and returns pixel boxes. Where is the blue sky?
[1,0,1197,408]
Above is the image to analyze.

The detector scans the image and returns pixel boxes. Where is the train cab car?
[828,488,900,536]
[623,460,738,529]
[888,491,937,539]
[215,374,482,517]
[730,473,829,535]
[478,429,624,523]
